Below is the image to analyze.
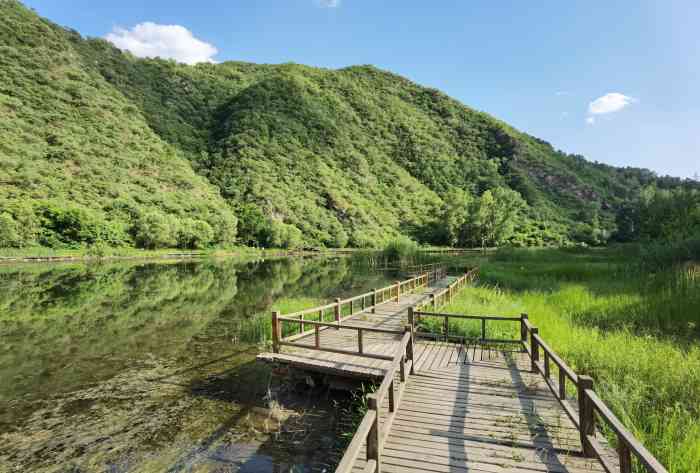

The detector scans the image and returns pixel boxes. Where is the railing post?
[444,315,449,341]
[367,395,380,471]
[272,311,280,353]
[481,318,486,342]
[395,281,401,302]
[372,289,377,314]
[388,380,395,412]
[520,313,528,351]
[405,324,415,375]
[544,351,550,379]
[559,368,566,399]
[530,327,539,373]
[618,438,632,473]
[358,328,364,354]
[350,299,354,315]
[578,375,595,457]
[335,298,341,328]
[400,354,406,382]
[431,293,436,309]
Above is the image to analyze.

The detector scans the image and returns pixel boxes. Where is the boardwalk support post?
[578,375,595,457]
[367,395,380,471]
[530,327,539,373]
[272,311,280,353]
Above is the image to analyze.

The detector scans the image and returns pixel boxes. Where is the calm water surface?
[0,256,397,472]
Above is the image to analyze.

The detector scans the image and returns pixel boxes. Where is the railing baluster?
[530,327,539,373]
[520,313,528,351]
[481,318,486,342]
[335,298,341,328]
[578,376,595,457]
[367,395,380,471]
[388,380,395,412]
[372,288,377,313]
[444,315,449,341]
[272,311,280,353]
[315,324,320,348]
[544,351,550,379]
[559,367,566,399]
[618,435,632,473]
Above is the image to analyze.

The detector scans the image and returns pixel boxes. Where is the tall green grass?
[440,248,700,472]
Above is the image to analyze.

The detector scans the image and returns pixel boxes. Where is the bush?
[37,203,126,247]
[0,212,21,247]
[382,237,420,263]
[177,218,214,249]
[268,220,303,249]
[132,211,178,249]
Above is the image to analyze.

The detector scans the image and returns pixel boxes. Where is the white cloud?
[316,0,341,7]
[588,92,637,115]
[105,22,218,64]
[586,117,595,125]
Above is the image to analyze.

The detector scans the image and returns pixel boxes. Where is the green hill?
[1,1,695,250]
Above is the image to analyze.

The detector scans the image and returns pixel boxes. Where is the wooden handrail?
[334,409,378,473]
[585,389,668,473]
[273,268,444,354]
[415,311,520,322]
[335,329,415,473]
[521,321,668,473]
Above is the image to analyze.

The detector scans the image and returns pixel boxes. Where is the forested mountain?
[1,1,697,250]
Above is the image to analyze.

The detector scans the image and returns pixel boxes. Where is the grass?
[438,247,700,473]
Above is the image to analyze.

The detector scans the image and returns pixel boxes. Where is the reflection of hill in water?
[0,256,388,408]
[0,256,393,472]
[0,260,240,404]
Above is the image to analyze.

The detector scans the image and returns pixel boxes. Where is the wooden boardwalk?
[349,341,605,473]
[257,276,454,380]
[259,267,668,473]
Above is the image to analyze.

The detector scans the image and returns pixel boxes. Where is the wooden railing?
[521,316,668,473]
[335,329,415,473]
[271,267,446,355]
[414,267,479,311]
[410,309,522,345]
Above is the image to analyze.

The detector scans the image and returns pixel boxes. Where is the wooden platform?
[257,277,454,379]
[350,340,606,473]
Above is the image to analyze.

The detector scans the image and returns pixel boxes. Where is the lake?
[0,256,399,472]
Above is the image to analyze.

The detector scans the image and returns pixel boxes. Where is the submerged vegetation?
[439,246,700,472]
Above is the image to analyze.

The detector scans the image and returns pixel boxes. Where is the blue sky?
[25,0,699,178]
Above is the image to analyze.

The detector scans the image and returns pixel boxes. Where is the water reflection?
[0,256,395,472]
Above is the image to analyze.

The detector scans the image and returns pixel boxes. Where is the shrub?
[382,237,420,263]
[268,220,303,249]
[177,218,214,249]
[132,211,178,249]
[0,212,21,247]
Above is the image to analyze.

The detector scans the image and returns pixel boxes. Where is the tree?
[133,212,178,249]
[472,188,526,248]
[441,188,473,247]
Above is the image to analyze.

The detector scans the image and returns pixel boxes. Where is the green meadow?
[429,247,700,472]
